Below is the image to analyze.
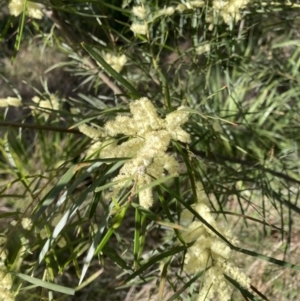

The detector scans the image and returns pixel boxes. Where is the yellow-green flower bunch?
[130,5,148,35]
[0,97,22,108]
[97,53,127,73]
[130,4,177,35]
[0,218,36,301]
[181,184,250,301]
[30,94,60,120]
[129,0,250,34]
[177,0,250,29]
[8,0,43,19]
[0,237,14,301]
[79,97,190,209]
[211,0,250,25]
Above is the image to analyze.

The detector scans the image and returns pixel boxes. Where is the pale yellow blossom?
[195,43,211,55]
[181,184,251,300]
[9,0,43,19]
[132,6,147,20]
[176,4,187,12]
[0,270,14,301]
[130,23,148,35]
[0,97,21,107]
[0,238,14,300]
[78,124,105,140]
[86,139,118,159]
[0,272,12,290]
[80,97,191,209]
[32,94,59,111]
[190,1,205,8]
[137,175,153,209]
[103,53,127,73]
[0,249,8,267]
[21,217,33,231]
[157,6,175,16]
[31,94,59,119]
[212,0,250,25]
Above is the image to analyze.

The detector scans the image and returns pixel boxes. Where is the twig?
[0,121,80,134]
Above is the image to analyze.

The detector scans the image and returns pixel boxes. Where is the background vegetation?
[0,0,300,300]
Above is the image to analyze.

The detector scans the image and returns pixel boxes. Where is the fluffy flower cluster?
[175,0,249,29]
[132,6,147,20]
[176,1,205,11]
[31,94,59,119]
[10,217,33,231]
[79,97,190,209]
[130,4,177,35]
[0,270,14,301]
[212,0,250,25]
[32,95,59,111]
[195,43,211,55]
[157,6,175,17]
[181,185,250,301]
[130,0,250,35]
[100,53,127,73]
[0,238,15,301]
[0,97,21,107]
[130,23,148,35]
[8,0,43,19]
[130,5,148,35]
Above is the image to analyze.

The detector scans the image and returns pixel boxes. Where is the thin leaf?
[12,0,27,62]
[121,245,187,285]
[14,273,75,295]
[81,43,142,99]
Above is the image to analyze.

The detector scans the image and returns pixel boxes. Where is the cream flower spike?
[0,97,21,107]
[80,97,191,209]
[32,95,59,111]
[157,6,175,16]
[78,124,105,140]
[31,94,59,120]
[106,98,190,208]
[181,182,251,300]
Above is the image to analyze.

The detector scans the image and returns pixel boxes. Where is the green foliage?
[1,1,300,300]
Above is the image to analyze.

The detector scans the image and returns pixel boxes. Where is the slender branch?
[191,149,300,185]
[0,121,81,134]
